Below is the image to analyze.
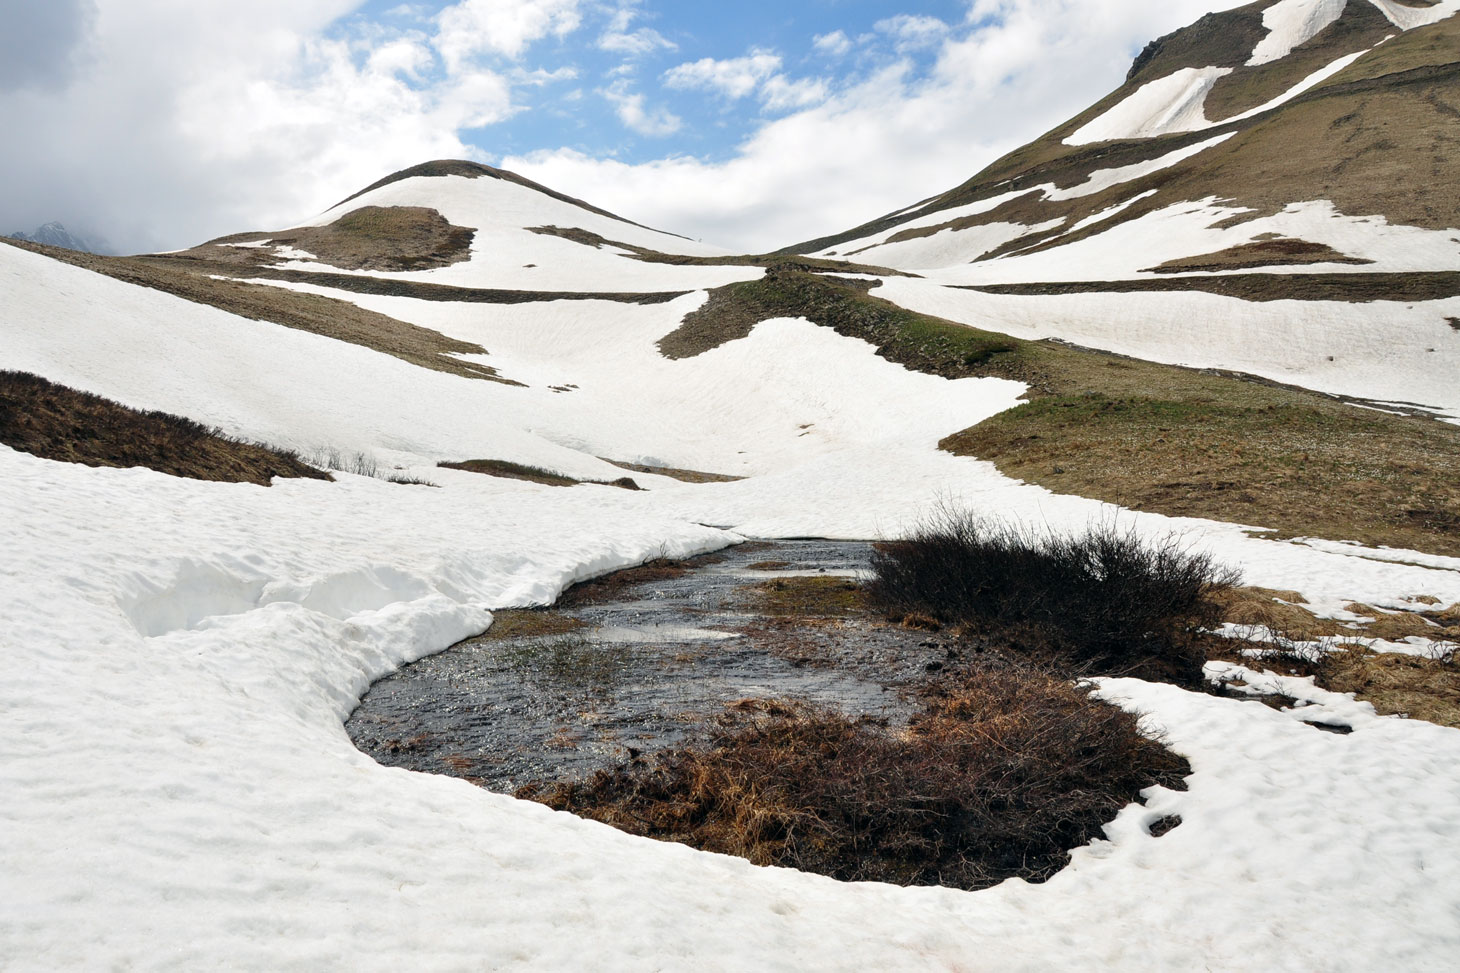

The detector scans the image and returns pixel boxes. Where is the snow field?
[279,173,759,294]
[5,221,1460,969]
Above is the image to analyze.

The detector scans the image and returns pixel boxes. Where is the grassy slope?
[664,268,1460,556]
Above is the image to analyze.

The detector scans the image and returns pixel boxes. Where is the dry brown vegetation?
[202,206,476,273]
[0,370,330,486]
[463,609,586,642]
[942,389,1460,557]
[1144,238,1373,273]
[440,458,640,490]
[739,576,869,619]
[522,664,1189,891]
[599,457,744,484]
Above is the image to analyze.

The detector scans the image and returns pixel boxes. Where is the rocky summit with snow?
[3,2,1460,970]
[7,221,99,254]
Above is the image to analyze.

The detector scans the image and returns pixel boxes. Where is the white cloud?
[760,76,829,113]
[601,80,681,136]
[874,14,951,51]
[813,30,853,58]
[433,0,582,69]
[506,0,1257,251]
[663,51,783,100]
[599,27,675,56]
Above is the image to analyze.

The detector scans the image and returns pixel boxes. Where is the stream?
[347,540,960,794]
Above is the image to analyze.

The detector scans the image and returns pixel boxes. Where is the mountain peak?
[9,222,98,254]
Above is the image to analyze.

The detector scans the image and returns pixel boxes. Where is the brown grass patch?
[960,271,1460,303]
[204,206,475,273]
[1144,239,1374,274]
[520,664,1190,890]
[466,609,586,642]
[440,459,640,490]
[600,457,744,483]
[739,576,870,619]
[558,559,696,607]
[0,370,330,486]
[943,392,1460,557]
[1316,644,1460,728]
[1214,586,1344,641]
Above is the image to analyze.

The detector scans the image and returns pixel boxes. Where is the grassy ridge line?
[658,269,1025,378]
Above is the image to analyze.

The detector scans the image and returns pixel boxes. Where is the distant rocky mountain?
[9,222,100,254]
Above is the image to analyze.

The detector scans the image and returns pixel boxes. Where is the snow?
[1044,133,1236,201]
[6,206,1460,970]
[1066,67,1232,145]
[1367,0,1460,30]
[1248,0,1349,66]
[283,173,759,294]
[876,274,1460,426]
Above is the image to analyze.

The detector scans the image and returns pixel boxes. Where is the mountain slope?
[792,0,1460,276]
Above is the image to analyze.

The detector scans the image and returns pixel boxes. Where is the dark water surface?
[347,540,957,793]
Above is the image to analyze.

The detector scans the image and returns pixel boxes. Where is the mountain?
[792,0,1460,274]
[773,0,1460,444]
[9,220,99,253]
[4,4,1460,968]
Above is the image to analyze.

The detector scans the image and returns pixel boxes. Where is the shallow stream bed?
[347,540,960,794]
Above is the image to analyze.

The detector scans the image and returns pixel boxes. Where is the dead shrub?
[868,511,1240,687]
[521,663,1189,891]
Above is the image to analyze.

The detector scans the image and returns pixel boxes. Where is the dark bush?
[868,511,1240,686]
[522,664,1190,891]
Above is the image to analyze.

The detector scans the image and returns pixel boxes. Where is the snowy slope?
[6,188,1460,972]
[273,166,756,294]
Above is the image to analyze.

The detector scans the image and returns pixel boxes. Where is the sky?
[0,0,1249,254]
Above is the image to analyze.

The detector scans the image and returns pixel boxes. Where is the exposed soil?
[0,370,330,486]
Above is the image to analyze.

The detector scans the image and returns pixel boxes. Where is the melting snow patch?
[1248,0,1349,66]
[1066,68,1232,145]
